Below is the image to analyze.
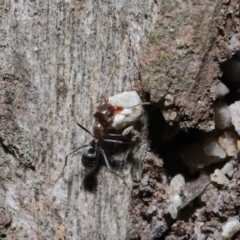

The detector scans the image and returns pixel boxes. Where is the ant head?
[82,148,99,172]
[93,103,115,127]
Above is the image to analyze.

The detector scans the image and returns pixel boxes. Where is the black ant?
[55,91,150,183]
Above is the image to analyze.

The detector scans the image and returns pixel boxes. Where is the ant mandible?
[55,91,150,182]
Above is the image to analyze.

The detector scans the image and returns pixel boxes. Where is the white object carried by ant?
[55,91,150,183]
[104,91,145,129]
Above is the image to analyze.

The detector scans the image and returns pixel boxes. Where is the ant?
[55,91,150,183]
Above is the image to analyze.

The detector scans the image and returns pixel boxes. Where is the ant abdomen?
[81,148,99,172]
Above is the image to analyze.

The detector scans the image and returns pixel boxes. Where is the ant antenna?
[76,122,94,137]
[101,73,115,103]
[55,144,89,183]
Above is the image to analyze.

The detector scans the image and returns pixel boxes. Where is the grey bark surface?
[0,0,239,240]
[0,1,157,239]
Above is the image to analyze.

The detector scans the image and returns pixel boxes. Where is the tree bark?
[0,0,239,240]
[0,1,157,239]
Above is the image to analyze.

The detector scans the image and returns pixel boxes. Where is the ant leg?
[99,147,111,170]
[103,138,137,144]
[67,144,90,156]
[104,133,123,137]
[55,144,89,183]
[102,133,126,140]
[125,102,151,109]
[99,147,129,188]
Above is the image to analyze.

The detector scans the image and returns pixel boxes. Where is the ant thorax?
[93,121,105,138]
[93,91,143,132]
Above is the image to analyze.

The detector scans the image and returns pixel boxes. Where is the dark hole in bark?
[147,109,195,178]
[220,52,240,104]
[129,53,240,238]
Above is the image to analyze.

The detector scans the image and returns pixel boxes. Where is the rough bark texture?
[0,0,239,240]
[0,1,157,239]
[140,0,223,131]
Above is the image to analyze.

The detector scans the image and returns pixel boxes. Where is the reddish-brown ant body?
[55,91,150,182]
[94,91,150,131]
